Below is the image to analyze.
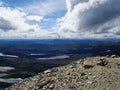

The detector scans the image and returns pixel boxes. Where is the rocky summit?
[4,56,120,90]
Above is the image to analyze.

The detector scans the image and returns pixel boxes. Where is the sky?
[0,0,120,39]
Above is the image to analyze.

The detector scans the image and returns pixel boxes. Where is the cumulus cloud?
[0,0,67,38]
[1,0,119,39]
[0,5,54,38]
[0,6,33,32]
[66,0,88,12]
[57,0,120,38]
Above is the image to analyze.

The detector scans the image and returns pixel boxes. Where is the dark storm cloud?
[79,0,120,29]
[0,18,16,31]
[60,0,120,38]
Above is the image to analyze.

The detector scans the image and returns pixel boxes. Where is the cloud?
[66,0,89,12]
[57,0,120,38]
[26,15,43,21]
[0,5,54,38]
[1,0,119,39]
[0,6,30,32]
[0,18,16,31]
[21,0,66,16]
[0,0,67,38]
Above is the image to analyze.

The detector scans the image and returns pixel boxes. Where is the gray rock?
[69,65,74,68]
[44,69,51,74]
[97,59,108,66]
[86,80,93,84]
[49,84,54,89]
[83,60,95,69]
[110,55,117,58]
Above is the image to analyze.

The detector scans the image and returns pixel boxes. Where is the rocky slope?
[4,55,120,90]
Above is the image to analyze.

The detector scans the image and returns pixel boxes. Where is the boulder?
[83,60,95,69]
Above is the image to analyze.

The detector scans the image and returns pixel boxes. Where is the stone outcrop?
[4,55,120,90]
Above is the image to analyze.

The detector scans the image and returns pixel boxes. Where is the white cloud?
[0,0,67,38]
[56,0,120,38]
[1,0,119,39]
[26,15,43,21]
[0,5,55,38]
